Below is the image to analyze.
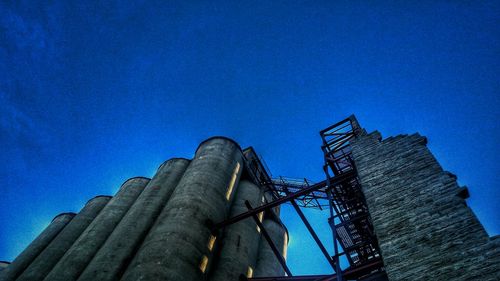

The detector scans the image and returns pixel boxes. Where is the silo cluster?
[0,137,288,281]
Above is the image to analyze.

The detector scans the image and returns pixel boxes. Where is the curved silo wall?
[0,262,9,272]
[16,196,111,281]
[0,212,74,280]
[263,190,280,218]
[77,158,190,281]
[254,217,288,277]
[121,137,244,281]
[209,180,264,281]
[44,177,149,281]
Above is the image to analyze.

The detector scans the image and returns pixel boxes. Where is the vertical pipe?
[0,213,74,281]
[76,159,189,281]
[209,180,263,281]
[253,217,288,277]
[43,177,149,281]
[16,196,111,281]
[121,137,243,281]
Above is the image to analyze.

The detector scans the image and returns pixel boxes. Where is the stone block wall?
[350,131,499,281]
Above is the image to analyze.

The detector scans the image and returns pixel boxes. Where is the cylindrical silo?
[77,159,189,281]
[0,213,74,281]
[16,195,111,281]
[263,190,280,218]
[121,137,244,281]
[43,177,149,281]
[209,180,263,281]
[254,217,289,277]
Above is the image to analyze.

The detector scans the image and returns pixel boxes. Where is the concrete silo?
[15,196,111,281]
[208,180,264,281]
[1,137,290,281]
[121,137,244,281]
[254,216,288,277]
[0,213,74,281]
[3,116,500,281]
[43,177,150,281]
[77,158,190,281]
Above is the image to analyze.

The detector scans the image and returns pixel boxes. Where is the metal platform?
[216,116,387,281]
[319,116,383,278]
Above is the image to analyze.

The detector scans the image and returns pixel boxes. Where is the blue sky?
[0,0,498,275]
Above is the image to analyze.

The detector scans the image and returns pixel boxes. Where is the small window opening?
[225,162,240,201]
[207,235,216,251]
[246,266,254,278]
[256,212,264,232]
[199,255,209,273]
[283,232,288,260]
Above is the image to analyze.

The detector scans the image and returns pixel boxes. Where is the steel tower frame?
[212,116,386,281]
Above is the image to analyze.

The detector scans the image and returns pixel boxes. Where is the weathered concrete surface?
[77,159,189,281]
[0,262,8,272]
[209,180,263,281]
[121,137,244,281]
[4,138,290,281]
[0,213,74,281]
[254,217,288,277]
[351,132,500,281]
[16,196,111,281]
[263,190,281,218]
[44,177,149,281]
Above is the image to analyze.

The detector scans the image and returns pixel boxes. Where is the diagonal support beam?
[244,259,384,281]
[287,198,337,273]
[245,201,292,277]
[212,170,355,230]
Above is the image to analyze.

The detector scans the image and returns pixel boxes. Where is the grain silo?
[0,137,288,281]
[2,116,499,281]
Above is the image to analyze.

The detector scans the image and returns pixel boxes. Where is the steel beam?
[245,259,383,281]
[212,170,355,230]
[245,201,292,277]
[284,189,337,273]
